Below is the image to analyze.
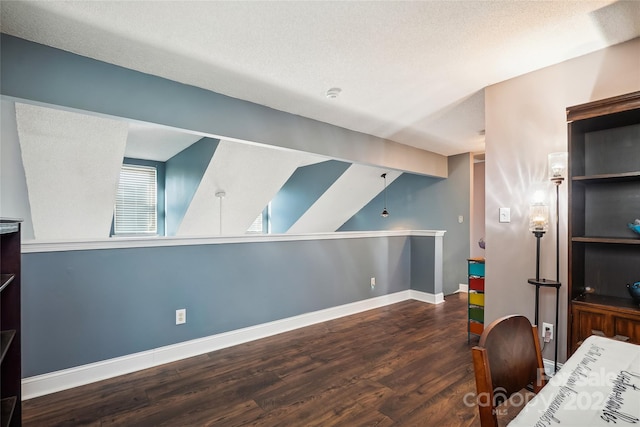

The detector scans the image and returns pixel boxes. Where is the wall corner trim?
[22,289,446,400]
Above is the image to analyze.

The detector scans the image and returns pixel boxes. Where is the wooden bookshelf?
[567,92,640,355]
[0,219,22,426]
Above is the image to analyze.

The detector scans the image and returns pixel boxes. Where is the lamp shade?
[529,203,549,232]
[548,152,568,181]
[529,181,549,213]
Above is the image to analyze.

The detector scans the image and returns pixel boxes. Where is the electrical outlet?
[542,322,553,342]
[176,308,186,325]
[370,277,376,289]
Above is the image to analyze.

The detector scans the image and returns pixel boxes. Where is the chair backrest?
[472,315,546,427]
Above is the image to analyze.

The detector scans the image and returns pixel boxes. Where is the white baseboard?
[456,284,468,293]
[23,289,444,400]
[410,290,444,304]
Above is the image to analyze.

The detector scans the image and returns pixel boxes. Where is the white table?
[508,335,640,426]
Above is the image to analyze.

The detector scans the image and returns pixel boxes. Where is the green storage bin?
[469,307,484,323]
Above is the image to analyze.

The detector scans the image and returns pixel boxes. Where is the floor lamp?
[547,153,567,372]
[548,153,568,282]
[527,179,562,374]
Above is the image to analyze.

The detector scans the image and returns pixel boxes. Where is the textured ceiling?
[125,121,203,162]
[2,1,639,156]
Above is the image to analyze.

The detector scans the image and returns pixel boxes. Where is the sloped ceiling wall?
[287,165,402,234]
[270,160,351,234]
[8,102,412,240]
[165,137,220,236]
[177,140,326,236]
[15,103,128,240]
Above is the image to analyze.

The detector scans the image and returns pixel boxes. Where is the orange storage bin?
[469,321,484,336]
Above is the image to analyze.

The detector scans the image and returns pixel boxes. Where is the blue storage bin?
[468,261,485,277]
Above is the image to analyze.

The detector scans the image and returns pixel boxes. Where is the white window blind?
[114,164,157,235]
[246,212,263,234]
[246,204,269,234]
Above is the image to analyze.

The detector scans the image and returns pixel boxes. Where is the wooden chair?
[472,315,547,427]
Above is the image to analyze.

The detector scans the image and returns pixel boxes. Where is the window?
[246,204,270,234]
[114,164,157,235]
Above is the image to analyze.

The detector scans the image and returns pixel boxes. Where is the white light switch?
[458,215,464,224]
[499,208,511,223]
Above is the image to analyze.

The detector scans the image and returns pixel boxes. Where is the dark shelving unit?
[0,219,22,427]
[567,92,640,356]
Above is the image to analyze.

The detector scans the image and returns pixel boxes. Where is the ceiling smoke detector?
[325,87,342,99]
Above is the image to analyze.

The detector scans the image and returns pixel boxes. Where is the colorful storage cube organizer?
[467,258,485,342]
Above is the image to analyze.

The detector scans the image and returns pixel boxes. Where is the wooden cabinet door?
[571,305,608,353]
[571,303,640,354]
[613,315,640,344]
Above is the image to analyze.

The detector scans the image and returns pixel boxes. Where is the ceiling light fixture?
[326,87,342,99]
[381,173,389,218]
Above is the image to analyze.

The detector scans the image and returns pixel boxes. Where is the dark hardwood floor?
[23,293,482,426]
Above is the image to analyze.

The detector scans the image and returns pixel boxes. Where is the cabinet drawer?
[469,321,484,336]
[468,262,485,277]
[469,277,484,292]
[469,292,484,307]
[469,307,484,323]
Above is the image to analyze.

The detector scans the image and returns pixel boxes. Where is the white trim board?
[22,229,446,253]
[456,284,468,293]
[409,290,444,304]
[22,290,445,400]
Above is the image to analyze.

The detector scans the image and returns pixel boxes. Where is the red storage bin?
[469,277,485,292]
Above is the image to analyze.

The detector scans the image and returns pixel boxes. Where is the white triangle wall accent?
[287,165,402,233]
[177,140,325,236]
[15,103,128,240]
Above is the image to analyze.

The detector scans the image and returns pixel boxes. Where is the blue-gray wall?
[3,32,461,378]
[165,137,219,235]
[340,173,440,230]
[270,160,351,233]
[411,236,438,294]
[22,236,417,376]
[340,154,472,294]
